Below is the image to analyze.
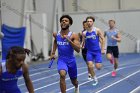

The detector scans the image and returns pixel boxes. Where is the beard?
[61,25,69,30]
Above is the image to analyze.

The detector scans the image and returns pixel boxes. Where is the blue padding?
[1,24,26,60]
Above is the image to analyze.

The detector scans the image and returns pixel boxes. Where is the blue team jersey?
[0,62,23,93]
[56,31,74,58]
[85,27,100,51]
[105,28,119,46]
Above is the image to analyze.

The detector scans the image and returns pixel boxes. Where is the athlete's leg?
[59,70,67,93]
[57,58,68,93]
[114,58,118,70]
[87,61,95,78]
[95,63,102,70]
[82,49,91,79]
[68,58,79,93]
[95,50,102,70]
[82,48,87,62]
[106,53,112,60]
[106,46,114,64]
[70,78,79,93]
[112,46,119,76]
[86,51,95,78]
[90,51,102,86]
[113,46,119,70]
[86,51,98,86]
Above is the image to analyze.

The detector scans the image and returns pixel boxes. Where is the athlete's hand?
[111,35,116,40]
[80,45,84,49]
[63,35,71,42]
[101,49,105,54]
[49,54,56,60]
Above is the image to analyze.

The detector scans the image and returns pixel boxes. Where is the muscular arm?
[111,32,121,42]
[65,33,80,53]
[97,28,105,53]
[22,63,34,93]
[78,32,82,44]
[81,31,86,49]
[116,32,121,42]
[78,32,82,39]
[51,32,58,55]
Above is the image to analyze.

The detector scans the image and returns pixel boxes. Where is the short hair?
[82,20,87,25]
[60,15,73,25]
[86,16,95,22]
[6,46,31,59]
[109,20,115,24]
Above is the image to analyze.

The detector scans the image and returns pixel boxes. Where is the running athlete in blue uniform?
[104,20,121,77]
[78,21,92,80]
[50,15,80,93]
[0,46,34,93]
[82,16,105,85]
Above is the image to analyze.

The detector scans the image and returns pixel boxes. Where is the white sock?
[93,75,98,81]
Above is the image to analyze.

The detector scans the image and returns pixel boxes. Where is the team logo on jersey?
[86,35,96,39]
[57,41,69,45]
[2,76,19,81]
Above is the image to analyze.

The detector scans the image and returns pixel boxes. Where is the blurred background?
[0,0,140,62]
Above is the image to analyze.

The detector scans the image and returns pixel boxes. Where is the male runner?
[82,16,105,85]
[104,20,121,77]
[0,46,34,93]
[50,15,80,93]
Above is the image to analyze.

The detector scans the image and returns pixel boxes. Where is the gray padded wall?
[63,10,140,53]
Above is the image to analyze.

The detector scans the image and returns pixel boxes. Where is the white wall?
[63,10,140,53]
[35,0,62,53]
[30,13,49,59]
[64,0,75,12]
[1,0,24,27]
[64,0,140,12]
[2,0,140,54]
[121,0,140,10]
[1,0,63,56]
[79,0,119,11]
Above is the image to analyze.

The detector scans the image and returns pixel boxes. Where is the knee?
[59,70,66,80]
[60,74,66,79]
[60,74,66,84]
[106,54,112,60]
[96,64,102,70]
[87,62,94,68]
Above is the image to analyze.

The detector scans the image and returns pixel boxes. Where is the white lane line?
[31,65,112,92]
[19,66,87,81]
[19,69,57,80]
[25,63,140,93]
[130,86,140,93]
[96,69,140,93]
[65,64,140,93]
[29,68,57,72]
[64,67,125,93]
[20,62,130,80]
[24,58,139,80]
[18,73,59,86]
[32,71,88,92]
[29,63,88,72]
